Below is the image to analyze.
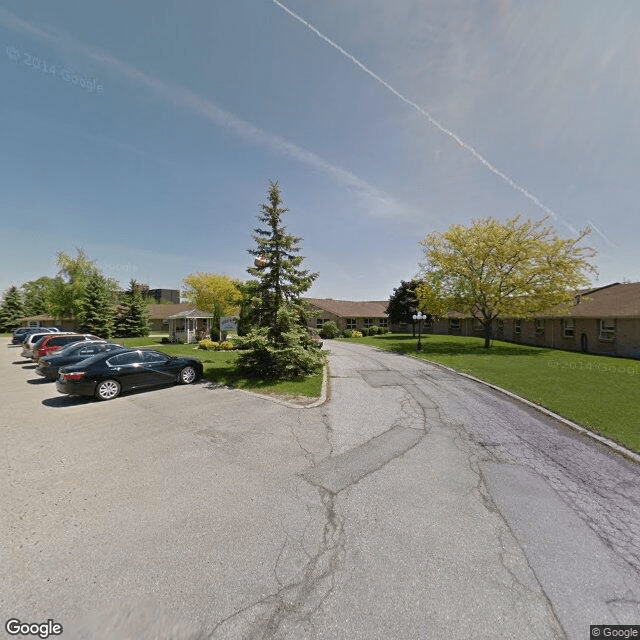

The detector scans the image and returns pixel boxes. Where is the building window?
[346,318,357,330]
[497,319,504,334]
[364,318,375,328]
[535,319,545,336]
[379,317,388,328]
[562,319,575,338]
[425,316,433,329]
[316,318,326,329]
[449,318,461,331]
[514,319,521,335]
[599,319,615,341]
[473,318,483,332]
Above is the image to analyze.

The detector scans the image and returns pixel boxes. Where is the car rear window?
[74,348,129,367]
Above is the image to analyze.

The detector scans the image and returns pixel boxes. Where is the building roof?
[20,314,55,322]
[304,298,388,318]
[147,304,196,320]
[444,283,640,320]
[167,308,215,319]
[560,282,640,318]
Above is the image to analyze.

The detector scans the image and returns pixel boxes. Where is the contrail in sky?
[272,0,585,236]
[0,6,415,222]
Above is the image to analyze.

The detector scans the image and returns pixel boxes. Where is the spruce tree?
[0,286,25,332]
[78,273,116,338]
[115,279,150,337]
[247,180,318,338]
[237,181,324,379]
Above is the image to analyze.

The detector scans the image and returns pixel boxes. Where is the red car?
[34,333,102,360]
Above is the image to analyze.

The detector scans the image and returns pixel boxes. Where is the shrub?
[161,337,171,344]
[369,325,380,335]
[198,339,220,350]
[319,320,340,339]
[342,329,353,338]
[351,330,362,338]
[360,327,369,337]
[379,326,389,334]
[219,340,234,350]
[235,306,325,379]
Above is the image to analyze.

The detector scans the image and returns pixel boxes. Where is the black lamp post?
[412,311,424,351]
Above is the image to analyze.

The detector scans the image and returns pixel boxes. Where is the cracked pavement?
[2,338,639,639]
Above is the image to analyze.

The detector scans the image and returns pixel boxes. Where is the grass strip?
[149,343,323,399]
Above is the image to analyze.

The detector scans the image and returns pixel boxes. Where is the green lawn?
[118,336,167,347]
[341,333,640,453]
[149,344,323,399]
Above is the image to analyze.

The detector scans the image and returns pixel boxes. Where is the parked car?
[56,349,204,400]
[20,332,68,358]
[37,342,124,380]
[11,328,33,344]
[12,327,55,345]
[33,333,102,360]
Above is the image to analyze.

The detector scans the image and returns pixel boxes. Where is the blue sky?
[1,0,638,300]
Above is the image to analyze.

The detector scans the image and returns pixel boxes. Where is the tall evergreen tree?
[247,180,319,339]
[114,279,150,337]
[237,181,324,379]
[77,273,116,338]
[0,286,25,331]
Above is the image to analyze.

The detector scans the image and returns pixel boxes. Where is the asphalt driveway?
[2,338,639,640]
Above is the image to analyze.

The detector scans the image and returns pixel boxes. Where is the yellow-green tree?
[417,215,597,348]
[182,273,241,337]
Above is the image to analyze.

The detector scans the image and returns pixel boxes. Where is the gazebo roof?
[167,309,215,319]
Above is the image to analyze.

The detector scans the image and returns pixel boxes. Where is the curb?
[232,362,329,410]
[411,354,640,465]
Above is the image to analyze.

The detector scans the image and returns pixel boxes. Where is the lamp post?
[412,311,425,351]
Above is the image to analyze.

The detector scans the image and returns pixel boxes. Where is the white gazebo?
[167,309,215,343]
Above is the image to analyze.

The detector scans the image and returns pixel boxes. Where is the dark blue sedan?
[56,349,203,400]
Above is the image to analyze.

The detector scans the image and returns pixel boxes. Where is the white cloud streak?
[0,7,414,221]
[272,0,582,236]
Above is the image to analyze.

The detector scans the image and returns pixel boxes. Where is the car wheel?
[95,379,121,401]
[179,366,198,384]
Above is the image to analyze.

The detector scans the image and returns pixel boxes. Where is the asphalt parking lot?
[4,338,640,640]
[0,339,330,638]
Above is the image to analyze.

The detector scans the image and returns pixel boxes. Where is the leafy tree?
[21,277,62,317]
[236,181,323,378]
[52,249,119,324]
[114,279,150,337]
[417,215,597,348]
[0,286,25,331]
[182,273,241,338]
[386,279,420,336]
[77,273,116,338]
[247,180,319,338]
